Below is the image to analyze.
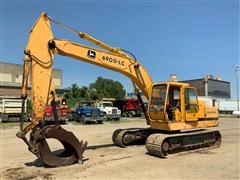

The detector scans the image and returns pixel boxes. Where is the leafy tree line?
[65,77,126,108]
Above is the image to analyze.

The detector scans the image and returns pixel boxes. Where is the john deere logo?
[87,50,96,59]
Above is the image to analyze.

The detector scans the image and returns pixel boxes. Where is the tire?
[97,120,103,124]
[81,115,86,124]
[60,120,67,125]
[128,113,133,118]
[136,110,142,117]
[122,112,127,117]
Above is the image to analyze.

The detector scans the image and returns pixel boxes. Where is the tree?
[65,77,126,107]
[65,84,93,107]
[89,77,126,100]
[79,86,91,101]
[65,83,81,108]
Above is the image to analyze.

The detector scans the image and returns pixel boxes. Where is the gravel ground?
[0,117,239,180]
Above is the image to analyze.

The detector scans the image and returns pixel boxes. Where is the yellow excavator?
[17,12,221,167]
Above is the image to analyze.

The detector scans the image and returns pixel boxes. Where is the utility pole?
[236,65,240,111]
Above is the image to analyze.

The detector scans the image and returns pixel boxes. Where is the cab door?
[184,88,199,121]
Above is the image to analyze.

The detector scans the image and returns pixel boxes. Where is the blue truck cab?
[76,101,105,124]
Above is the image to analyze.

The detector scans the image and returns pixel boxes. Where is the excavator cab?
[149,82,184,123]
[148,83,197,124]
[148,82,218,131]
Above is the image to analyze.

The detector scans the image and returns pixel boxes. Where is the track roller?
[112,128,152,147]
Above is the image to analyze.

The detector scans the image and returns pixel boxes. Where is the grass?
[0,122,20,129]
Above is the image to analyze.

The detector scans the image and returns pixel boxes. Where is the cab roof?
[153,81,190,87]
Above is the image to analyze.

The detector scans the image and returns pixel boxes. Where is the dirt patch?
[3,167,53,180]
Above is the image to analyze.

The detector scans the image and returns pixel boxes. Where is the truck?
[75,101,105,124]
[0,96,27,122]
[198,96,240,114]
[217,100,240,114]
[96,101,121,120]
[55,97,75,121]
[113,98,142,117]
[44,106,68,125]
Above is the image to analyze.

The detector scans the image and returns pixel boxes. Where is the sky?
[1,0,239,98]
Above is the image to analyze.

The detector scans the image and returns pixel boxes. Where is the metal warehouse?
[182,75,231,99]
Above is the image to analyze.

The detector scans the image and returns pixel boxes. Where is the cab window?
[149,85,167,112]
[184,88,198,113]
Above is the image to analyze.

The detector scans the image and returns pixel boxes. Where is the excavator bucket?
[29,125,87,167]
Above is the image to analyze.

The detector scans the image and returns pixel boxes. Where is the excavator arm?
[17,12,153,166]
[51,39,152,98]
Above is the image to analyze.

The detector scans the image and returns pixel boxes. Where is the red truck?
[113,98,142,117]
[44,106,68,124]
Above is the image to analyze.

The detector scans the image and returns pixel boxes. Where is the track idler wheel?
[30,125,87,167]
